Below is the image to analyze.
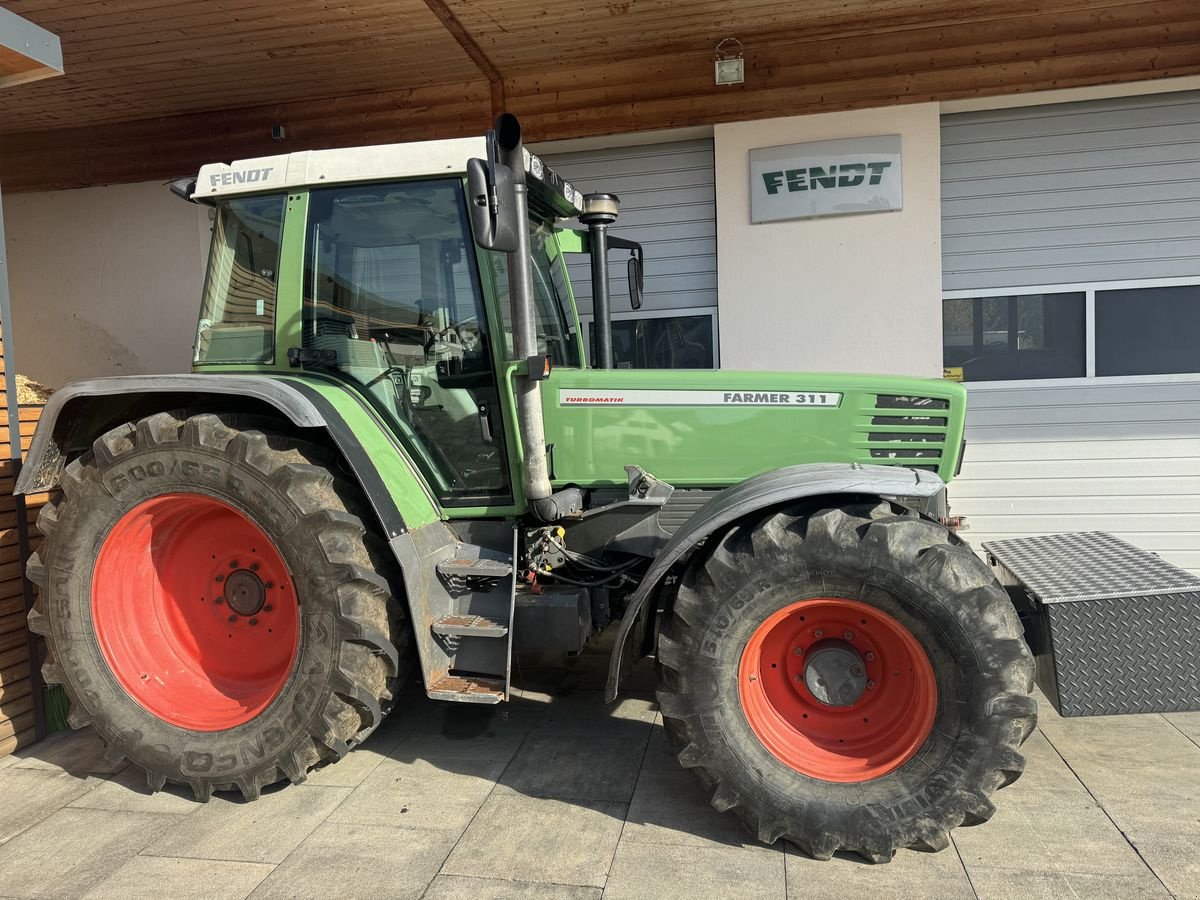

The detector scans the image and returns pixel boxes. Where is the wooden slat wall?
[0,321,45,757]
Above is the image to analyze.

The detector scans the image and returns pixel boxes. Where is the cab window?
[195,195,285,364]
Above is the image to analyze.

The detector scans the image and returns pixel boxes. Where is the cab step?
[426,674,506,704]
[432,614,509,638]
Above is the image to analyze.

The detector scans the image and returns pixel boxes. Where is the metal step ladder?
[423,534,518,704]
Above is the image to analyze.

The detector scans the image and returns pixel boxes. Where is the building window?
[587,314,715,369]
[1095,285,1200,377]
[943,293,1085,381]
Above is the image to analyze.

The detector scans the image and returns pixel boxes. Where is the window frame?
[578,306,720,369]
[943,274,1200,390]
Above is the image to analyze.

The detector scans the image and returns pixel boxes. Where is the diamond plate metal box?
[983,532,1200,717]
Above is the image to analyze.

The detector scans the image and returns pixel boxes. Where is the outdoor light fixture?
[714,38,744,86]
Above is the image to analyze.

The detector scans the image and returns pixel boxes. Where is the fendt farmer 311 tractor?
[18,115,1200,863]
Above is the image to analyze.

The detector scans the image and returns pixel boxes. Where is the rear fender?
[605,463,947,700]
[16,374,441,542]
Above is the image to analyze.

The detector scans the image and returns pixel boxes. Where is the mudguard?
[15,373,439,543]
[605,463,947,700]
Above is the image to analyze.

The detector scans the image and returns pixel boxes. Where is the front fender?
[16,373,441,541]
[605,463,946,700]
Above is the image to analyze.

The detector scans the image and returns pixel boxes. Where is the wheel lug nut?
[844,631,854,641]
[228,614,238,623]
[814,629,824,638]
[249,618,258,626]
[794,674,803,683]
[215,597,224,606]
[264,604,273,613]
[251,562,260,572]
[866,680,876,689]
[793,647,803,656]
[865,652,875,661]
[215,574,224,583]
[230,560,239,569]
[265,581,274,589]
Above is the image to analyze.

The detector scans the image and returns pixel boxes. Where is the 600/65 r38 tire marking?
[27,411,410,801]
[656,499,1037,863]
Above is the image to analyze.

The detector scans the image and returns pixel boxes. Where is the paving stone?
[68,764,199,815]
[0,767,102,843]
[423,874,601,900]
[328,755,505,832]
[10,728,126,777]
[641,715,685,772]
[787,844,974,899]
[0,806,177,898]
[387,701,539,763]
[966,865,1171,899]
[1164,712,1200,748]
[141,784,351,864]
[498,723,649,804]
[622,768,765,850]
[442,793,626,888]
[249,821,455,900]
[603,839,785,900]
[81,855,274,900]
[1096,799,1200,898]
[536,692,656,731]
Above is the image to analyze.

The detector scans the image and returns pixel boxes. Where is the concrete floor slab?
[67,765,198,816]
[328,755,506,832]
[7,730,125,778]
[0,807,176,898]
[622,767,767,850]
[442,793,626,888]
[423,874,601,899]
[964,865,1171,899]
[80,855,273,900]
[603,839,786,900]
[140,784,351,864]
[0,768,102,843]
[248,821,456,900]
[789,845,975,899]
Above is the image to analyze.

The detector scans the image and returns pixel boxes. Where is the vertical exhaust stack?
[580,193,620,369]
[493,114,565,520]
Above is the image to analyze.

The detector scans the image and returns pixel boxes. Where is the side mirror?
[627,252,644,310]
[467,157,519,252]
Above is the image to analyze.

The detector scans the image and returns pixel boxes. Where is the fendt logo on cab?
[209,167,275,188]
[761,162,892,195]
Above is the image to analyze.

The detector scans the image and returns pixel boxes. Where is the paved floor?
[0,641,1198,900]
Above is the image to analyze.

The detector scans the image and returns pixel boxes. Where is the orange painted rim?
[91,493,299,731]
[737,597,937,782]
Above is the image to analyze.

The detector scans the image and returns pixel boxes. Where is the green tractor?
[19,114,1035,862]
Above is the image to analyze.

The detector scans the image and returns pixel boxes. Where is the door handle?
[477,402,494,444]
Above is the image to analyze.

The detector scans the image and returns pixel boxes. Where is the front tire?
[655,499,1036,862]
[28,411,407,801]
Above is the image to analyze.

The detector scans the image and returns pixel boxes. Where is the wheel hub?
[803,641,867,707]
[224,568,267,617]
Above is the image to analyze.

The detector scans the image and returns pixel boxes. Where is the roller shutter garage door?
[942,91,1200,574]
[543,140,718,368]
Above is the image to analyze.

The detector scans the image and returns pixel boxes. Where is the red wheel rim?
[737,597,936,782]
[91,493,299,731]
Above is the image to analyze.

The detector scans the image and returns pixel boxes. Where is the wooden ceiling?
[1,0,1198,191]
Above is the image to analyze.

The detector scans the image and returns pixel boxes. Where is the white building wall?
[3,181,209,387]
[714,103,943,377]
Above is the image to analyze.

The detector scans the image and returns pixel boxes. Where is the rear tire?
[655,499,1036,862]
[27,411,408,801]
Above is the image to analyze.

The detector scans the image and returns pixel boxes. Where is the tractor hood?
[540,368,966,489]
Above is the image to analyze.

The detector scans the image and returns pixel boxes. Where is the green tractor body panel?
[541,368,965,489]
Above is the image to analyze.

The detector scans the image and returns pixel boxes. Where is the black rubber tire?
[655,499,1036,863]
[27,411,409,801]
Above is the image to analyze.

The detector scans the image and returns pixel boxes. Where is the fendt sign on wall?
[749,135,902,223]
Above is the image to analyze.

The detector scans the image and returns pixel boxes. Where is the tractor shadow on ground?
[4,625,793,854]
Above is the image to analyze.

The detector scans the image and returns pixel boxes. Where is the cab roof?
[195,135,488,200]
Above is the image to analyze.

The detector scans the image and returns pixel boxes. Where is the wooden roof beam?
[421,0,505,116]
